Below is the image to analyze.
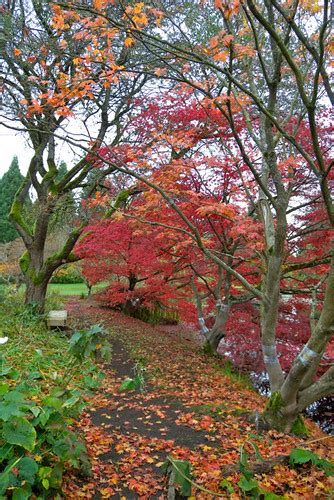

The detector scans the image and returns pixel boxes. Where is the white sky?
[0,126,31,176]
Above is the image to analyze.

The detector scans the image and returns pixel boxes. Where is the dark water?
[250,372,334,435]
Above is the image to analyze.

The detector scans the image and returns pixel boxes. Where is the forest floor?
[63,296,333,499]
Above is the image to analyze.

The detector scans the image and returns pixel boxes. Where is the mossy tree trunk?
[25,278,49,310]
[2,0,147,313]
[17,205,82,312]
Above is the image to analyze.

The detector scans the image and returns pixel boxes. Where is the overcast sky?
[0,126,31,177]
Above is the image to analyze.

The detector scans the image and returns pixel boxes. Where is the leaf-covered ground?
[63,297,333,499]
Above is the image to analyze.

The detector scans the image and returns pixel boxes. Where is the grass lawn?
[48,282,107,296]
[0,282,108,296]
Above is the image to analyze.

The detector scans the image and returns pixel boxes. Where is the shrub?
[50,264,84,284]
[0,293,111,497]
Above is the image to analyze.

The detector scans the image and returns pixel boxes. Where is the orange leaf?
[124,37,135,47]
[213,50,229,62]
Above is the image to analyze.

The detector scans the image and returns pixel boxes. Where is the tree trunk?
[25,276,49,311]
[260,254,285,391]
[261,392,308,434]
[205,304,230,352]
[22,245,51,312]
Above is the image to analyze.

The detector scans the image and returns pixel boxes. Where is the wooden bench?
[47,310,68,328]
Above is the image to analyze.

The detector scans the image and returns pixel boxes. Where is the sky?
[0,126,31,176]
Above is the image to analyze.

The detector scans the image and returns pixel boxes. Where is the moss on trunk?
[262,392,309,435]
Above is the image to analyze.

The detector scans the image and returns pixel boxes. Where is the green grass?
[48,282,107,296]
[0,282,108,296]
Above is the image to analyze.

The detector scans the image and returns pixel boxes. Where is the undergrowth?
[0,289,111,498]
[213,360,253,389]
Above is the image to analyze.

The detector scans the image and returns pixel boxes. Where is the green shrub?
[50,264,84,284]
[0,293,112,497]
[0,382,90,498]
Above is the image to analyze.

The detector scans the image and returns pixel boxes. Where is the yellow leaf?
[133,2,144,14]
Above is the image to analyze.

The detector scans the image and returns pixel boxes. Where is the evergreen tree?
[0,156,24,243]
[56,160,68,182]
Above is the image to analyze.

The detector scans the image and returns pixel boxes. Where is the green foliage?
[0,383,90,497]
[289,448,333,476]
[238,438,264,480]
[2,416,36,451]
[220,439,284,499]
[48,282,107,297]
[119,377,140,391]
[69,324,111,362]
[0,292,112,497]
[50,264,84,284]
[190,402,227,417]
[161,457,192,497]
[220,478,235,494]
[290,415,309,436]
[0,156,25,243]
[119,361,146,392]
[213,360,253,389]
[266,392,283,411]
[203,341,216,356]
[237,476,283,499]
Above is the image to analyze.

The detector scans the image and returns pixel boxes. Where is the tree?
[0,156,24,243]
[64,0,334,431]
[0,0,147,310]
[76,215,191,318]
[3,0,333,431]
[49,161,77,232]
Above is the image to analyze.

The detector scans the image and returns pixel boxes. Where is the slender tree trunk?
[206,303,230,351]
[261,251,334,432]
[260,253,285,391]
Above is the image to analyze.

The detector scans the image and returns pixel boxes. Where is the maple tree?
[0,0,147,309]
[76,214,191,317]
[61,0,333,431]
[80,90,263,344]
[1,0,333,433]
[82,90,327,371]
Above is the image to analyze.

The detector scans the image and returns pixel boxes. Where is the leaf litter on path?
[63,297,334,498]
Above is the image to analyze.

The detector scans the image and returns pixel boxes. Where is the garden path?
[62,297,333,499]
